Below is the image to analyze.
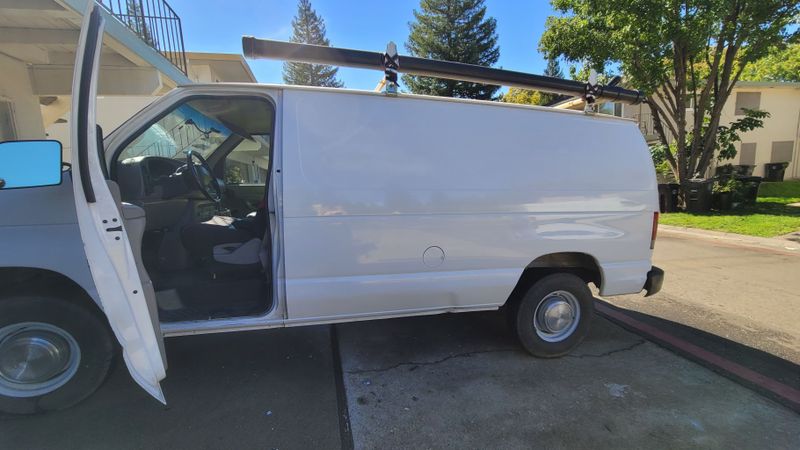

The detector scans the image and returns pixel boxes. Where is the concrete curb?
[659,225,800,254]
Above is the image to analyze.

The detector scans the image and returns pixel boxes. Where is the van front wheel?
[510,273,593,358]
[0,295,114,414]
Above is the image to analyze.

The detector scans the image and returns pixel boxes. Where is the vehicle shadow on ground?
[0,326,343,450]
[595,299,800,413]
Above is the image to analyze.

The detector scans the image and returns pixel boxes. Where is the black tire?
[510,273,593,358]
[0,295,115,415]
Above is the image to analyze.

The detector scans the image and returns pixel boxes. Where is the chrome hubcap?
[0,322,80,397]
[533,291,580,342]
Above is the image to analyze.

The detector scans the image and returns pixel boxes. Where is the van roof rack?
[241,37,643,105]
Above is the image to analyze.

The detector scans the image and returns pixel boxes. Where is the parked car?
[0,5,662,414]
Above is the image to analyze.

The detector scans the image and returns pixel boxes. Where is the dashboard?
[116,156,215,230]
[116,156,188,202]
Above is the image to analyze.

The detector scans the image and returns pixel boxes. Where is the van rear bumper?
[643,266,664,297]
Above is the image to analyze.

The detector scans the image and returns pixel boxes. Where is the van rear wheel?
[0,295,114,414]
[510,273,593,358]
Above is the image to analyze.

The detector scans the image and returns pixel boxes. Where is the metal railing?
[98,0,187,74]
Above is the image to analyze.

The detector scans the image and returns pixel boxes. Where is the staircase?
[98,0,187,75]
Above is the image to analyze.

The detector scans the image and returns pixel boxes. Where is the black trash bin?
[668,183,680,212]
[735,175,762,205]
[734,165,754,176]
[685,178,713,213]
[657,183,682,213]
[764,163,787,182]
[715,165,734,177]
[657,184,668,213]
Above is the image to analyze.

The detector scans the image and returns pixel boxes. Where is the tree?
[650,108,769,181]
[567,63,615,85]
[539,0,798,195]
[740,44,800,82]
[404,0,500,99]
[538,57,565,105]
[501,88,544,105]
[282,0,343,88]
[501,56,564,106]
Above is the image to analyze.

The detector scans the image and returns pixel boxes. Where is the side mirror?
[0,140,63,189]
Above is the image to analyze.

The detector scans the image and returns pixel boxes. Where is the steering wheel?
[186,150,222,203]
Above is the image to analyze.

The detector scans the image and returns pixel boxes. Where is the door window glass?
[225,136,270,185]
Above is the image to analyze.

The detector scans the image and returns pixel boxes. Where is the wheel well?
[505,252,602,307]
[0,267,100,314]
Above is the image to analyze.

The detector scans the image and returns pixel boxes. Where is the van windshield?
[118,103,233,162]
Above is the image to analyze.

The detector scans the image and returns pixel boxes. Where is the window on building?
[771,141,794,163]
[224,136,270,185]
[0,99,17,141]
[598,102,623,117]
[734,92,761,115]
[739,143,756,166]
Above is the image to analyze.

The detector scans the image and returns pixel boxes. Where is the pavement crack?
[346,347,518,374]
[566,340,647,359]
[345,340,647,374]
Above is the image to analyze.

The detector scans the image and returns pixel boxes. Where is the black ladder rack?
[241,37,642,105]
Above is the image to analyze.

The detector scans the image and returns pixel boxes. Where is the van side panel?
[280,90,657,320]
[0,172,100,304]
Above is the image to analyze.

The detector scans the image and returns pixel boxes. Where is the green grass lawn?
[660,181,800,237]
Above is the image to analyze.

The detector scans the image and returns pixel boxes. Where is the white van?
[0,5,661,413]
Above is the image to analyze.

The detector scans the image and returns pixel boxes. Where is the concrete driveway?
[337,311,799,449]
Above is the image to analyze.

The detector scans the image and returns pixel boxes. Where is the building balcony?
[98,0,186,75]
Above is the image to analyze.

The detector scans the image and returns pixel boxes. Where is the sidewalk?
[659,225,800,255]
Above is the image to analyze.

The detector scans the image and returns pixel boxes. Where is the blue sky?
[168,0,558,90]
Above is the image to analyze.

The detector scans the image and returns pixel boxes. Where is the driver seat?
[181,208,267,269]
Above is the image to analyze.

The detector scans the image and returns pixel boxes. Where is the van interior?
[111,97,275,322]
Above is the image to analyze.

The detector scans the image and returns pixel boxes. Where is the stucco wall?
[0,54,45,141]
[46,96,157,161]
[723,86,800,179]
[620,84,800,180]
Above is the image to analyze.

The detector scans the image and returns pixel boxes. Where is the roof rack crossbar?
[241,37,643,105]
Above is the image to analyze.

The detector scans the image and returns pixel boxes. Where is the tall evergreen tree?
[403,0,500,99]
[543,56,564,79]
[538,56,564,104]
[282,0,343,87]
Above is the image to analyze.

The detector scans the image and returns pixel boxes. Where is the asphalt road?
[609,231,800,364]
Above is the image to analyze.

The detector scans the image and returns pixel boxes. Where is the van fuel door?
[423,246,445,268]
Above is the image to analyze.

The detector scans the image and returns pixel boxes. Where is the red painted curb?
[595,303,800,407]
